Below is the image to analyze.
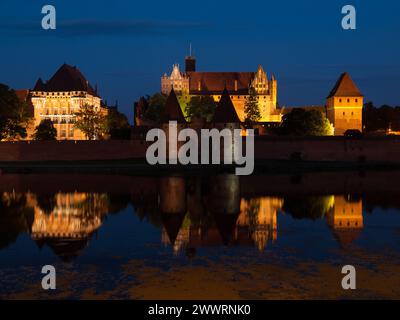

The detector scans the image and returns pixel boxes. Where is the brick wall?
[1,136,400,164]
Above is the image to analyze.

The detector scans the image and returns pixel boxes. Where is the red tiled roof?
[327,72,363,98]
[188,72,254,95]
[33,64,98,96]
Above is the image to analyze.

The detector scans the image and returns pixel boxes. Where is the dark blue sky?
[1,0,399,121]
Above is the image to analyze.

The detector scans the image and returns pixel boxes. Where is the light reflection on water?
[0,172,400,299]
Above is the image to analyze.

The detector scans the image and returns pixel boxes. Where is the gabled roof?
[163,88,186,123]
[33,64,98,96]
[188,72,254,95]
[327,72,363,98]
[213,88,241,123]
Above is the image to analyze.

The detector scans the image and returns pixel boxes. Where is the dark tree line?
[0,84,32,140]
[363,102,400,132]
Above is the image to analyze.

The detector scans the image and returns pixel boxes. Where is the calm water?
[1,171,400,299]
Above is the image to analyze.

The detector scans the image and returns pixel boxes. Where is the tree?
[33,119,57,140]
[185,95,216,122]
[143,93,167,123]
[0,84,32,141]
[279,108,333,136]
[363,102,400,132]
[106,108,131,139]
[0,192,34,250]
[244,87,261,124]
[74,104,107,140]
[282,196,334,220]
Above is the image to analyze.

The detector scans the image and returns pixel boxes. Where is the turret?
[326,72,364,135]
[185,44,196,72]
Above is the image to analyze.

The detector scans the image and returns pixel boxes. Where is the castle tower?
[207,174,241,245]
[326,72,364,136]
[161,64,190,95]
[163,88,186,124]
[251,65,269,95]
[213,88,241,162]
[326,195,363,247]
[159,176,187,246]
[162,88,187,164]
[185,44,196,72]
[213,88,241,128]
[270,75,277,107]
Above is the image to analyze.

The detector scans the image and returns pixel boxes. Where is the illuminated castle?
[237,197,282,252]
[326,195,363,247]
[29,192,109,261]
[326,72,364,135]
[161,55,281,123]
[30,64,108,140]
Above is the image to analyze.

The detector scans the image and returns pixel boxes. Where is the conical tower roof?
[163,88,186,123]
[327,72,363,98]
[213,88,240,123]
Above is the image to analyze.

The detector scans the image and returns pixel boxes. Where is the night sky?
[1,0,399,121]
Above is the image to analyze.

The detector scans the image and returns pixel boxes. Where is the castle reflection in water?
[0,174,364,261]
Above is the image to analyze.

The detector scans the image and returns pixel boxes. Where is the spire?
[163,88,186,123]
[213,88,240,123]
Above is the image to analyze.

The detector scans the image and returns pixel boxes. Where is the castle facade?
[161,56,281,123]
[30,64,108,140]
